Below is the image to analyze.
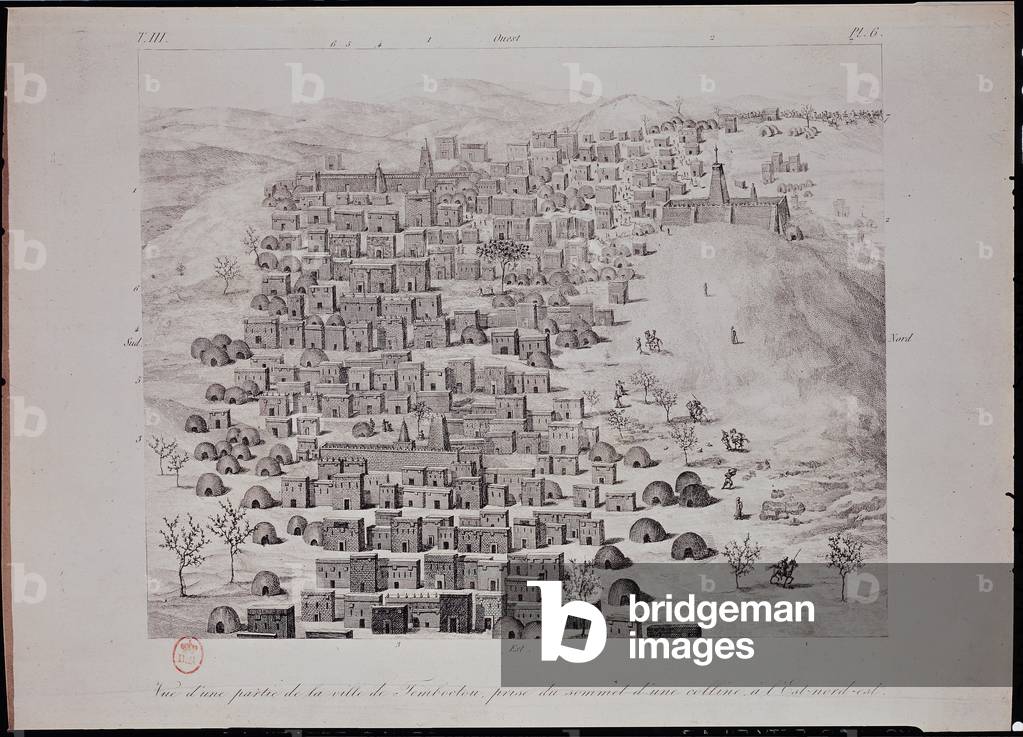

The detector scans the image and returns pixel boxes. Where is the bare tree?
[668,422,699,464]
[606,408,630,439]
[213,256,241,295]
[207,499,254,584]
[651,386,678,423]
[410,400,434,435]
[799,103,816,128]
[158,514,210,596]
[672,96,684,116]
[722,533,762,591]
[147,435,178,475]
[476,239,530,293]
[562,560,602,603]
[824,531,866,601]
[167,449,190,487]
[581,389,601,416]
[241,225,260,257]
[629,368,658,403]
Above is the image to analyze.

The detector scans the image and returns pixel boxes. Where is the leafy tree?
[668,422,698,464]
[208,499,254,584]
[562,560,602,603]
[476,239,530,293]
[824,531,866,601]
[410,400,434,434]
[167,449,190,487]
[606,408,630,439]
[629,368,658,403]
[799,103,816,128]
[581,389,601,416]
[722,533,762,590]
[147,435,178,475]
[213,256,241,295]
[158,514,209,596]
[651,385,678,423]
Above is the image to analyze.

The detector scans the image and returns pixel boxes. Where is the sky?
[138,44,882,111]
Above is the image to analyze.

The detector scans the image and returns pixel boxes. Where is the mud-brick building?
[474,590,506,632]
[439,593,473,633]
[392,516,423,554]
[605,490,637,512]
[345,593,382,629]
[424,552,465,589]
[301,590,336,623]
[281,475,314,508]
[246,605,295,639]
[244,316,280,350]
[321,517,366,552]
[573,484,601,508]
[579,518,606,546]
[315,558,351,589]
[458,526,511,554]
[350,552,387,593]
[371,604,409,634]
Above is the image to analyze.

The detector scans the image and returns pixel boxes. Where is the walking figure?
[722,467,737,490]
[704,282,709,297]
[734,496,743,520]
[635,336,646,354]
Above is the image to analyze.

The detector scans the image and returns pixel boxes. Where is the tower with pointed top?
[374,162,386,194]
[426,414,450,451]
[708,145,730,205]
[394,419,414,451]
[419,139,434,181]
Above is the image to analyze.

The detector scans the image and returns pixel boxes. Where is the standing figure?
[731,325,739,344]
[635,336,646,354]
[734,496,743,520]
[704,282,709,297]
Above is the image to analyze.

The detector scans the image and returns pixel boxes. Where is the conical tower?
[374,162,387,194]
[426,414,450,451]
[394,419,413,451]
[708,145,730,205]
[419,139,434,179]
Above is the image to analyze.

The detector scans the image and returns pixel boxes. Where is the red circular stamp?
[172,636,204,674]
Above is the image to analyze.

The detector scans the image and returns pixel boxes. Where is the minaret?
[374,161,386,194]
[395,419,413,450]
[708,145,730,205]
[419,139,434,180]
[748,182,758,204]
[426,414,450,451]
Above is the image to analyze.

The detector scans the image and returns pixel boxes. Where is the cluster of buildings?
[194,106,810,639]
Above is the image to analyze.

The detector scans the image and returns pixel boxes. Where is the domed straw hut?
[207,605,242,635]
[195,473,226,497]
[303,521,323,546]
[629,517,668,544]
[241,485,274,509]
[254,457,282,477]
[671,532,712,560]
[184,414,208,433]
[250,569,281,595]
[641,481,675,506]
[593,545,629,570]
[624,446,653,468]
[251,523,280,547]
